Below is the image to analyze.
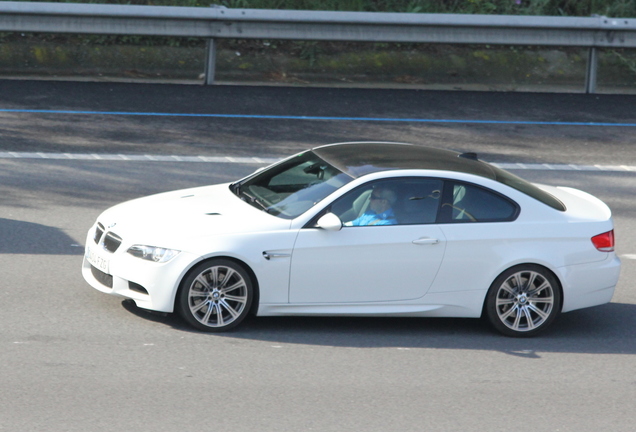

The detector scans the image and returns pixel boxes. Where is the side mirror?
[316,213,343,231]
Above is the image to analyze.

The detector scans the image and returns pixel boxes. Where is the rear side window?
[492,165,566,211]
[440,181,519,223]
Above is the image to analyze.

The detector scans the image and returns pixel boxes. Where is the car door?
[427,180,521,294]
[289,178,447,304]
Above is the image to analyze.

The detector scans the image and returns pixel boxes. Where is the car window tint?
[236,151,353,219]
[269,160,331,188]
[331,178,443,226]
[442,182,518,223]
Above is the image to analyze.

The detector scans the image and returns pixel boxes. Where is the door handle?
[412,237,439,245]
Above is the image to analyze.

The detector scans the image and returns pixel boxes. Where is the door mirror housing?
[316,213,343,231]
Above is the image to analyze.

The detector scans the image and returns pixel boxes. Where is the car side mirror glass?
[316,212,342,231]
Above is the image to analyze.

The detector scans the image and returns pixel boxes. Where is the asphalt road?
[1,79,636,164]
[1,80,635,432]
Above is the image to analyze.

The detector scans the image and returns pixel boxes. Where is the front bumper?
[82,232,198,313]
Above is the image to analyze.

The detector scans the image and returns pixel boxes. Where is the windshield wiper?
[230,181,242,195]
[238,189,269,212]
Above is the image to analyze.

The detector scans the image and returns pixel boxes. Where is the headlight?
[127,245,180,263]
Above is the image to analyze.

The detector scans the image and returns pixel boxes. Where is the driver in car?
[347,187,398,226]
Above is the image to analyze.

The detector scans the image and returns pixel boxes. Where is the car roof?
[311,142,497,179]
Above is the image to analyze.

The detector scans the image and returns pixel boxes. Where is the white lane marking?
[0,151,635,171]
[493,162,636,172]
[0,151,280,164]
[621,254,636,260]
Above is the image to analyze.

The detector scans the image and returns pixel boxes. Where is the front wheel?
[485,265,561,337]
[176,259,253,332]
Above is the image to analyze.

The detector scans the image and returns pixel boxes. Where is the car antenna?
[459,152,479,160]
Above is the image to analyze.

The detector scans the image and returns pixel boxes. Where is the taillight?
[591,230,615,252]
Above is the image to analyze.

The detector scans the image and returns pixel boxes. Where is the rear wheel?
[485,265,561,337]
[177,259,253,332]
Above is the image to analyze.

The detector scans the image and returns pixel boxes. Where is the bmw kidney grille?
[94,223,123,253]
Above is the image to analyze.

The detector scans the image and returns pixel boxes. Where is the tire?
[176,259,254,332]
[485,265,561,337]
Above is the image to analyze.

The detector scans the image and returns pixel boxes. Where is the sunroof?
[312,142,497,179]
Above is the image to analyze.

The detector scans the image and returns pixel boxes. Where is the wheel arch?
[480,262,564,318]
[175,255,260,316]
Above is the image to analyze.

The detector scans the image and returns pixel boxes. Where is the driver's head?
[369,186,396,213]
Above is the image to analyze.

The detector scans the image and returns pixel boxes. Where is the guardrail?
[0,1,635,92]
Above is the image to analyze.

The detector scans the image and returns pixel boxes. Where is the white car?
[82,142,620,337]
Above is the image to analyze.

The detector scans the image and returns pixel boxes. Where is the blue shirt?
[348,209,397,226]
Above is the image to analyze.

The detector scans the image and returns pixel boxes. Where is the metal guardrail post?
[203,4,225,85]
[585,47,598,94]
[204,38,217,85]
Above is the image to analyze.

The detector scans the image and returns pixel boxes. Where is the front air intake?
[91,265,113,288]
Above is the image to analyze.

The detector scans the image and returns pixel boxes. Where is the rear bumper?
[558,254,621,313]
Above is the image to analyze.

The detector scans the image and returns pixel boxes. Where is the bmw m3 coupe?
[83,142,620,337]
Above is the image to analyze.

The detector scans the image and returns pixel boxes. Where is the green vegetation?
[1,0,634,89]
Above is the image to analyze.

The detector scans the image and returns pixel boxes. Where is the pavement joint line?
[1,151,635,172]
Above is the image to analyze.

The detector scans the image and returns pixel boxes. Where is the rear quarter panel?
[428,179,615,296]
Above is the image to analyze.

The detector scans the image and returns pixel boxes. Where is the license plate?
[86,244,110,274]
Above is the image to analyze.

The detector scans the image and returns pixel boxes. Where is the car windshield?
[231,151,354,219]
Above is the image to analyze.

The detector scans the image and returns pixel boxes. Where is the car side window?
[440,181,518,223]
[330,178,443,226]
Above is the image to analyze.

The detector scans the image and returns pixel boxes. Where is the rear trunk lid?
[538,185,612,222]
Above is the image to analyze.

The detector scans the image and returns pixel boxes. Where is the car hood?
[96,183,291,249]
